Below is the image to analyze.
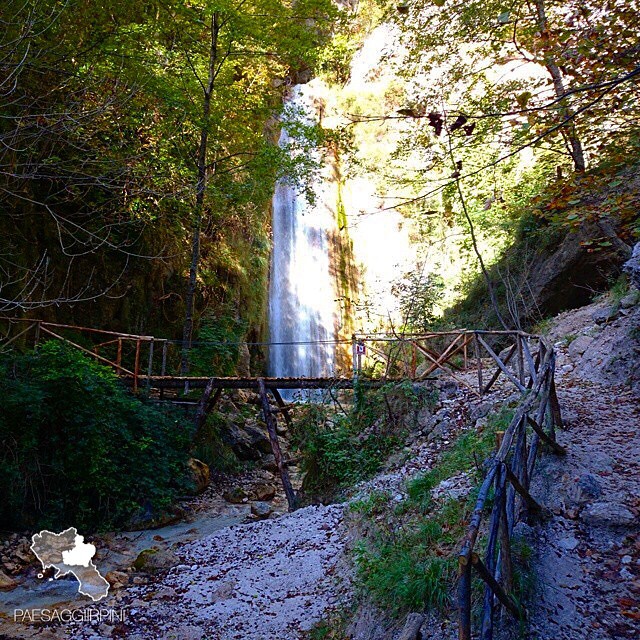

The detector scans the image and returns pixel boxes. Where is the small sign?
[355,343,366,355]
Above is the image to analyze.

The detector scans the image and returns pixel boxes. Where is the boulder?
[221,421,271,461]
[0,569,17,591]
[623,242,640,290]
[620,290,640,309]
[105,570,129,590]
[132,548,179,574]
[252,484,276,501]
[516,222,630,321]
[592,306,618,324]
[251,501,273,519]
[187,458,210,494]
[261,454,279,473]
[581,502,635,528]
[567,335,594,361]
[223,487,247,504]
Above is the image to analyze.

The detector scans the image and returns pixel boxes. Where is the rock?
[253,484,276,501]
[623,242,640,290]
[290,66,312,85]
[221,421,272,461]
[223,487,247,504]
[620,290,640,309]
[105,570,129,589]
[236,342,251,377]
[576,473,602,500]
[250,501,273,519]
[0,569,18,591]
[132,548,179,574]
[187,458,210,494]
[470,401,493,422]
[435,378,458,400]
[519,221,630,322]
[592,306,618,324]
[567,335,594,360]
[557,537,579,551]
[397,612,425,640]
[261,454,279,472]
[581,502,636,528]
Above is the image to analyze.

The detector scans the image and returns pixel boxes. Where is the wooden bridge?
[0,317,564,639]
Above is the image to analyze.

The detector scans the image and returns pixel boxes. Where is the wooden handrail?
[457,340,563,640]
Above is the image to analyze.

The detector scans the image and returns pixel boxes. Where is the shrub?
[291,382,437,496]
[0,342,192,531]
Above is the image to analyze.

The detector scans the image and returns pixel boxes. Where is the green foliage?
[291,382,436,496]
[191,411,243,475]
[189,312,246,376]
[353,524,456,612]
[352,408,511,614]
[391,268,445,332]
[0,342,191,531]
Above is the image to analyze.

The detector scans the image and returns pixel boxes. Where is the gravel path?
[525,340,640,639]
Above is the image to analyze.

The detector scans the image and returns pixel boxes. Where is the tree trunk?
[181,12,220,376]
[533,0,586,172]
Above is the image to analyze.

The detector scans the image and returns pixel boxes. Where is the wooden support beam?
[133,339,141,394]
[482,343,517,394]
[0,322,37,351]
[257,378,297,512]
[412,340,480,396]
[526,416,566,455]
[471,553,525,621]
[270,387,293,429]
[193,378,218,440]
[516,335,525,386]
[476,335,526,393]
[475,333,484,394]
[522,338,537,387]
[458,561,472,640]
[504,466,546,518]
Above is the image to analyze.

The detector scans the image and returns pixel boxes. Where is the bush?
[0,342,192,531]
[291,382,437,496]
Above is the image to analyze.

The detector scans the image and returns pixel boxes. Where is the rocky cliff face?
[522,221,632,320]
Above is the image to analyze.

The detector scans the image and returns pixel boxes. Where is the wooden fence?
[352,329,546,397]
[457,338,564,640]
[1,318,565,628]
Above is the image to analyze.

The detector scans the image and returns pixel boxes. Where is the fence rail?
[457,338,563,640]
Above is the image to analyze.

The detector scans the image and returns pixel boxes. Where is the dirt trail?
[525,313,640,639]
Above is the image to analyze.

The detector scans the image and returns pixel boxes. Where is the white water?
[268,84,337,382]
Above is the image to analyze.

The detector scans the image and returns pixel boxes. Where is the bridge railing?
[352,329,547,397]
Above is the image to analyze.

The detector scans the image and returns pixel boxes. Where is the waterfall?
[268,84,337,385]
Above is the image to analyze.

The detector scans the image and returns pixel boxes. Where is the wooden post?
[257,378,297,511]
[146,338,154,392]
[352,334,358,379]
[499,493,514,596]
[160,340,168,400]
[34,321,41,350]
[116,338,122,372]
[458,560,472,640]
[411,342,417,378]
[270,387,292,430]
[474,333,483,394]
[516,335,525,386]
[133,339,141,394]
[463,335,468,371]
